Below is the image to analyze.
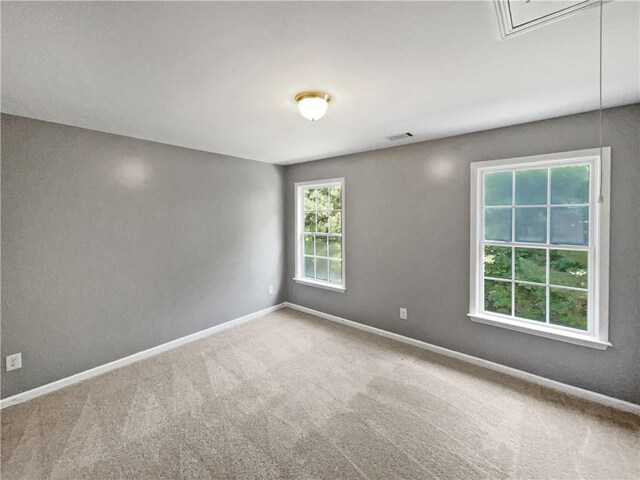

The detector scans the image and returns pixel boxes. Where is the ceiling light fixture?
[295,91,332,122]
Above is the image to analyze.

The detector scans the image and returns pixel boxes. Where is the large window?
[294,178,345,292]
[469,148,610,349]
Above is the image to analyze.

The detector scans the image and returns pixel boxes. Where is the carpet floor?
[1,308,638,479]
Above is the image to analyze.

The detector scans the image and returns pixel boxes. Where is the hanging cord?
[598,0,604,203]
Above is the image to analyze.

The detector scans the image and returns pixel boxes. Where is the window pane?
[304,212,316,233]
[484,245,512,279]
[484,208,512,241]
[304,257,315,279]
[316,258,328,281]
[329,236,342,258]
[315,236,328,257]
[304,235,314,255]
[550,288,587,330]
[330,186,342,210]
[317,188,331,210]
[515,247,546,283]
[329,212,342,234]
[484,172,513,206]
[550,207,588,246]
[550,250,588,288]
[329,260,342,283]
[484,280,512,315]
[514,284,546,322]
[515,169,547,205]
[515,207,546,243]
[304,188,316,211]
[551,165,589,204]
[316,212,329,233]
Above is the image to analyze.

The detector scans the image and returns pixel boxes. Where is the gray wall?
[285,104,640,404]
[3,106,638,404]
[1,114,285,399]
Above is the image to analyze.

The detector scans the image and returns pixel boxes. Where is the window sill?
[293,278,346,293]
[468,312,612,350]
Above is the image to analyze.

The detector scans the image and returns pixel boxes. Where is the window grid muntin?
[481,163,593,333]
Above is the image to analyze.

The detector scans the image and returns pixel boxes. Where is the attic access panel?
[494,0,601,39]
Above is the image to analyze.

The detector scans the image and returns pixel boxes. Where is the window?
[294,178,345,292]
[469,148,610,349]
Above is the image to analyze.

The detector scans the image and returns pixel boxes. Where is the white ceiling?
[2,1,638,165]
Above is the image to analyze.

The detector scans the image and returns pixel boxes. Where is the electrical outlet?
[6,353,22,372]
[267,285,274,295]
[399,308,408,320]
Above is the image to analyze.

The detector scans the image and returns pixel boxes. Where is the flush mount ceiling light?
[295,91,332,122]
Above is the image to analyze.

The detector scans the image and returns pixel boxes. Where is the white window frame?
[294,178,346,293]
[468,148,611,350]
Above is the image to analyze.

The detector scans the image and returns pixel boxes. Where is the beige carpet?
[1,308,638,480]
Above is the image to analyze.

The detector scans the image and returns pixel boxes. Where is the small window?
[294,178,345,292]
[469,148,611,349]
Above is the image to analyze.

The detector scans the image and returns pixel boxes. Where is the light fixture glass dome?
[295,91,331,122]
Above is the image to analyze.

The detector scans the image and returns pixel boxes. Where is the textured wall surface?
[285,105,640,404]
[1,114,285,398]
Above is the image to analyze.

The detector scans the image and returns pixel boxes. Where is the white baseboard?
[4,301,637,415]
[0,303,286,410]
[284,302,640,415]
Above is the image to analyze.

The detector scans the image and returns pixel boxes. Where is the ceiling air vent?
[386,132,414,141]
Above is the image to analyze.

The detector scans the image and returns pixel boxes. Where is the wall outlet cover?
[6,353,22,371]
[400,308,408,320]
[268,285,274,295]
